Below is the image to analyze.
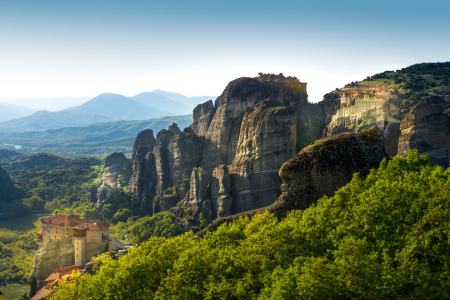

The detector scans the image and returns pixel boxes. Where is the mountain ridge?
[0,91,215,133]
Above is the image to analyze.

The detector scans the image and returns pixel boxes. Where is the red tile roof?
[32,265,84,300]
[41,215,91,226]
[41,215,69,225]
[44,265,83,283]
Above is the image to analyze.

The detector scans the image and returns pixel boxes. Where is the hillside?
[0,153,101,173]
[0,114,192,157]
[0,102,35,122]
[353,62,450,94]
[0,110,113,132]
[346,62,450,111]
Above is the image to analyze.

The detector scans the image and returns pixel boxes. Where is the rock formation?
[190,100,215,137]
[130,124,204,215]
[87,186,98,203]
[276,132,387,211]
[31,239,75,289]
[198,131,388,235]
[322,88,450,162]
[398,100,450,166]
[104,152,130,175]
[128,129,157,213]
[104,152,128,169]
[129,74,315,218]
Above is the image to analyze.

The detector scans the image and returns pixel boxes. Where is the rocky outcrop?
[398,101,450,166]
[130,124,204,214]
[104,152,128,168]
[167,128,203,193]
[153,195,179,215]
[198,132,387,236]
[276,132,387,211]
[210,165,232,218]
[31,239,75,289]
[97,183,114,203]
[129,129,157,213]
[130,75,311,218]
[190,100,215,137]
[87,186,98,203]
[383,122,401,156]
[201,77,306,173]
[227,98,297,214]
[185,168,208,215]
[104,152,131,175]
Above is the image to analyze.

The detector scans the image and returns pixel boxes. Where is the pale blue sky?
[0,0,449,103]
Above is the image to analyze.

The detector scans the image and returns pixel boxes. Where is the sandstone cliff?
[129,75,318,219]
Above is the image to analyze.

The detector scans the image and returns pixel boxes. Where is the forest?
[46,151,450,299]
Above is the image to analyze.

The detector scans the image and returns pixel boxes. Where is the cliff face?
[227,98,297,214]
[31,239,75,289]
[129,125,204,215]
[130,75,314,218]
[128,129,157,213]
[190,100,215,137]
[277,132,387,212]
[398,100,450,166]
[322,90,450,161]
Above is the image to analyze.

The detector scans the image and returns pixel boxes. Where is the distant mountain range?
[0,91,214,132]
[0,102,36,122]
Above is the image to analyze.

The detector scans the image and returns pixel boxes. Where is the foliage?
[110,211,184,244]
[1,165,103,215]
[48,150,450,299]
[1,153,101,173]
[0,215,40,284]
[359,126,381,142]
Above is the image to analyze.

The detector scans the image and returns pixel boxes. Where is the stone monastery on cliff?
[37,213,110,267]
[331,85,399,131]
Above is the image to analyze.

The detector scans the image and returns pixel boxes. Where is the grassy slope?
[351,62,450,94]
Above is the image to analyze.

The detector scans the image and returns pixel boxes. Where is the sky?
[0,0,449,107]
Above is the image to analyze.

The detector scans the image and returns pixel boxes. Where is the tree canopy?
[48,150,450,299]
